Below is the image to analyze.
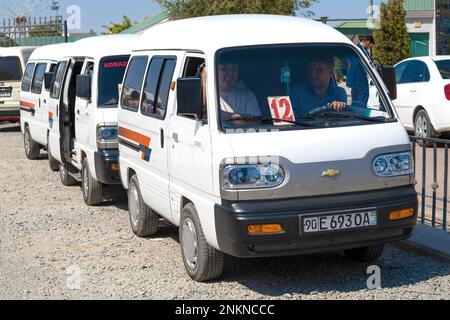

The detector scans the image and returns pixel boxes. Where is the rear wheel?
[81,158,103,206]
[344,244,385,262]
[128,175,159,237]
[59,163,77,186]
[47,138,59,172]
[179,203,224,282]
[24,126,40,160]
[415,110,437,147]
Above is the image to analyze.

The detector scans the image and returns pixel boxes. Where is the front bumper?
[215,186,418,258]
[94,149,121,185]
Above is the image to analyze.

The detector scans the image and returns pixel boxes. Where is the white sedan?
[391,56,450,141]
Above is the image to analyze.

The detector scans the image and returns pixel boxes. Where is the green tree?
[28,23,61,37]
[373,0,410,66]
[103,16,134,35]
[0,34,16,47]
[155,0,319,19]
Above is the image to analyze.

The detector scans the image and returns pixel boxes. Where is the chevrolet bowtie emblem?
[322,169,342,177]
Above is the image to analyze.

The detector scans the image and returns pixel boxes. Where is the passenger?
[292,55,347,115]
[218,62,261,119]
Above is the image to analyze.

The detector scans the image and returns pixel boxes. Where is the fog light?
[389,208,415,221]
[248,224,283,235]
[111,163,119,171]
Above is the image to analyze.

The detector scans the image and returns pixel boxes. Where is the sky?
[0,0,385,34]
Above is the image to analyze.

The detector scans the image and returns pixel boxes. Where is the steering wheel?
[308,104,335,115]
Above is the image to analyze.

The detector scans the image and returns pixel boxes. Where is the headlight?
[373,152,413,177]
[97,126,118,149]
[223,164,285,190]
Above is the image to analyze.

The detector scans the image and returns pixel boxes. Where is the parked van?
[0,47,36,122]
[20,43,72,164]
[118,15,418,282]
[47,35,134,205]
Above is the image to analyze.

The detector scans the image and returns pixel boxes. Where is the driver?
[218,61,261,119]
[292,55,347,115]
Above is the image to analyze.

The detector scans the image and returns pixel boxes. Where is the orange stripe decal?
[118,127,151,148]
[20,101,35,109]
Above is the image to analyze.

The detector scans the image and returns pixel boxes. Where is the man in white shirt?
[218,63,261,120]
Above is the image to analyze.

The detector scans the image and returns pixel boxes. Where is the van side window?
[141,57,176,119]
[31,63,47,94]
[50,61,68,99]
[121,56,148,112]
[183,57,205,77]
[21,63,35,92]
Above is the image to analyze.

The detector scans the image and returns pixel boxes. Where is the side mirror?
[76,74,92,100]
[177,77,203,120]
[44,72,54,90]
[380,67,397,100]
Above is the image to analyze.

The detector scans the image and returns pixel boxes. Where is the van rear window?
[0,56,22,81]
[98,55,130,108]
[435,60,450,79]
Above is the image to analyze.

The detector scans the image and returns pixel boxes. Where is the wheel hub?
[182,218,198,271]
[129,184,140,227]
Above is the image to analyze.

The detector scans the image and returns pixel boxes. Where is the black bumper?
[215,186,418,258]
[94,149,121,185]
[0,109,20,118]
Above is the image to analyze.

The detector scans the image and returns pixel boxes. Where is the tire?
[24,126,40,160]
[179,203,224,282]
[81,158,103,206]
[59,162,77,186]
[47,138,59,172]
[128,175,159,237]
[415,110,437,147]
[344,244,385,262]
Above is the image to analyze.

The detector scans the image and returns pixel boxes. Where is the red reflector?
[445,84,450,101]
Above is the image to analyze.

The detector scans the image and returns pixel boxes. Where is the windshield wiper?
[302,111,390,123]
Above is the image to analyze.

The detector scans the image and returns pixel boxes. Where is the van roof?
[0,46,37,57]
[134,15,353,53]
[64,34,137,60]
[28,43,74,62]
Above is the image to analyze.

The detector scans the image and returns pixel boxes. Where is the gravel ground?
[0,122,449,300]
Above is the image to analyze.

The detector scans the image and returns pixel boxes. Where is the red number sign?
[268,96,295,125]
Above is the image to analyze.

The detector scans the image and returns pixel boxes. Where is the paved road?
[0,122,449,300]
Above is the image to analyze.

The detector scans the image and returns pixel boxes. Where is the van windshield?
[98,55,130,108]
[0,56,22,81]
[217,44,394,131]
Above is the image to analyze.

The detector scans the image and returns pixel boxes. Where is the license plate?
[302,211,377,234]
[0,88,12,98]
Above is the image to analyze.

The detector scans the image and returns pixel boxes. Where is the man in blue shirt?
[346,36,375,108]
[292,55,347,115]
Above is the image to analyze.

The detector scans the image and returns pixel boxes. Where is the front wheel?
[47,138,59,172]
[344,244,384,262]
[59,163,77,186]
[128,175,159,237]
[81,158,103,206]
[179,203,224,282]
[24,126,40,160]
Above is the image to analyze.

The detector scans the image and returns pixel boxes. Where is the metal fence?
[411,136,450,232]
[0,15,67,47]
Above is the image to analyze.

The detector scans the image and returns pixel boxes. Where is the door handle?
[160,128,164,149]
[172,132,179,143]
[77,109,80,115]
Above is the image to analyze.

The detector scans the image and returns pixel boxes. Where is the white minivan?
[20,43,72,163]
[0,47,36,122]
[118,15,418,282]
[47,35,134,205]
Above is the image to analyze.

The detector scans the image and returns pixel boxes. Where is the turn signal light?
[389,208,415,221]
[111,163,119,171]
[248,224,283,235]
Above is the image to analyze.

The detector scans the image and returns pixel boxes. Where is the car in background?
[0,47,36,123]
[393,56,450,143]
